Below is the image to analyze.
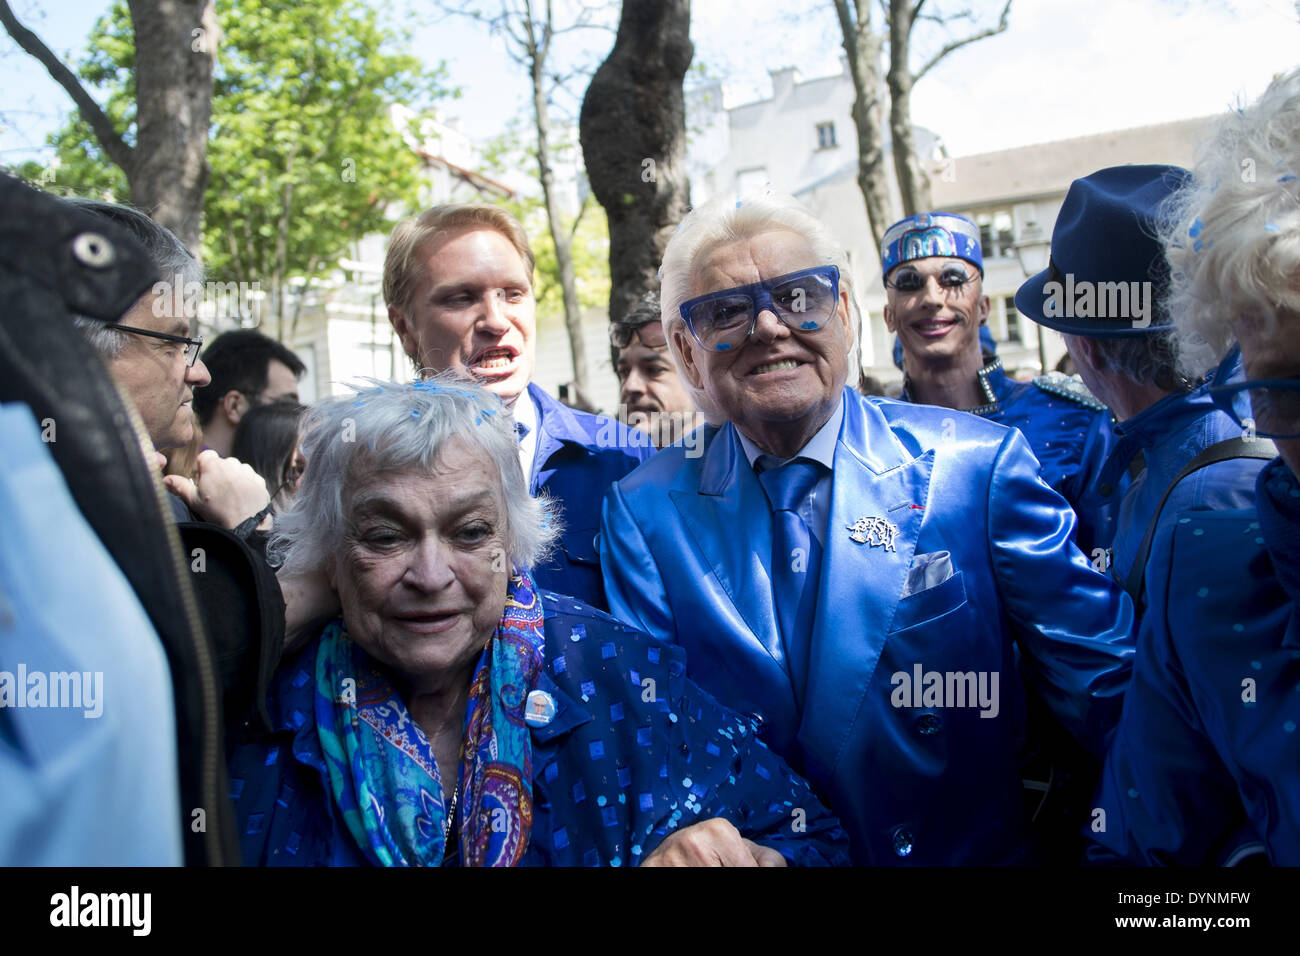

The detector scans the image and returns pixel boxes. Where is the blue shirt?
[227,592,851,866]
[524,384,655,610]
[0,404,183,865]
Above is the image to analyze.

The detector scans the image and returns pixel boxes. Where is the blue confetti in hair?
[1279,174,1298,183]
[1188,218,1204,238]
[1265,223,1280,232]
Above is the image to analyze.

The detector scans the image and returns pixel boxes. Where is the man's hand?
[163,450,271,530]
[640,817,788,867]
[278,565,340,653]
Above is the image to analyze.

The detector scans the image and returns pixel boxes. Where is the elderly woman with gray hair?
[1089,66,1300,865]
[228,375,848,866]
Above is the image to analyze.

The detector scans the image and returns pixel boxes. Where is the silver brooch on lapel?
[847,515,899,551]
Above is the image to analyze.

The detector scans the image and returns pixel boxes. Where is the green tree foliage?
[25,0,453,337]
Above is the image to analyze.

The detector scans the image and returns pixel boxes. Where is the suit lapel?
[670,423,787,671]
[798,393,935,781]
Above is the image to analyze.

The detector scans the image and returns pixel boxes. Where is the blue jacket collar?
[1097,382,1217,488]
[527,382,592,489]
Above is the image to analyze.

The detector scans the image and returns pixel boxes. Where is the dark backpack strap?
[1123,436,1277,606]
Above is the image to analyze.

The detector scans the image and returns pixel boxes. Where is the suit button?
[891,826,914,857]
[916,713,942,735]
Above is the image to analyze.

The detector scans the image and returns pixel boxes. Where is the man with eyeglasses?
[67,200,272,532]
[1015,166,1274,607]
[882,211,1116,555]
[599,192,1136,864]
[609,290,701,448]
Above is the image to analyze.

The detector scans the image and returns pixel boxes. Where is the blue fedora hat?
[1015,165,1192,337]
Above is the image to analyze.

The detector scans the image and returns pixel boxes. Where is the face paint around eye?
[940,268,972,287]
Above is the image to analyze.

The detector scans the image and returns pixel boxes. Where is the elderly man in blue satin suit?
[599,192,1136,864]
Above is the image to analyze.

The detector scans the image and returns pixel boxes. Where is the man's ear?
[882,300,898,334]
[671,326,704,390]
[388,304,419,362]
[221,390,248,426]
[976,293,992,324]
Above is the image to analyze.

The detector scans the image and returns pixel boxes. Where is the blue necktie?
[756,456,824,707]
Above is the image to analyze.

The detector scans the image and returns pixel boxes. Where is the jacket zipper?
[121,396,227,866]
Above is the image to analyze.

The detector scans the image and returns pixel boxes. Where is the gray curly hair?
[270,374,559,576]
[1161,66,1300,377]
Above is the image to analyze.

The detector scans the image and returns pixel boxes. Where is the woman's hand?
[164,450,271,530]
[640,817,788,867]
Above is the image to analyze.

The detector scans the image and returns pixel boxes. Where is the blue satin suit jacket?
[1088,457,1300,865]
[525,383,654,610]
[600,387,1136,864]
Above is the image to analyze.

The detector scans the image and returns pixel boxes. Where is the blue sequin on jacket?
[227,592,851,866]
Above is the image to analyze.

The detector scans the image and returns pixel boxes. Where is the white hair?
[270,374,559,577]
[1161,66,1300,377]
[659,192,861,423]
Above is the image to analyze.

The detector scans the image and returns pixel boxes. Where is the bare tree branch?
[913,0,1011,83]
[0,0,134,172]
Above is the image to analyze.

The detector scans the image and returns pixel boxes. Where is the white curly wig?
[1161,66,1300,377]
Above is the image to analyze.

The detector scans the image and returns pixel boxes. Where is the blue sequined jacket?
[601,387,1136,864]
[227,592,851,866]
[1088,457,1300,865]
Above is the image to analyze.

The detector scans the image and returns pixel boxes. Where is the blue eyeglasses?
[678,265,840,352]
[1208,345,1300,440]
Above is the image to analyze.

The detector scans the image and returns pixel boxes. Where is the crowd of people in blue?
[1,67,1297,868]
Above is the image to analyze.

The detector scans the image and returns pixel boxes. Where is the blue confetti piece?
[1188,218,1204,238]
[597,794,607,807]
[1279,174,1297,182]
[717,343,732,351]
[1265,223,1280,232]
[801,321,818,330]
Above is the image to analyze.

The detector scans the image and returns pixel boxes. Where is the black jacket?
[0,173,282,865]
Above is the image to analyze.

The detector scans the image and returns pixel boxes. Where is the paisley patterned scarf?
[314,570,546,866]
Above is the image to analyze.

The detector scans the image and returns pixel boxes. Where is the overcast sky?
[2,0,1297,166]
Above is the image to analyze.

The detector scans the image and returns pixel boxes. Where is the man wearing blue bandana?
[599,192,1137,864]
[883,212,1117,555]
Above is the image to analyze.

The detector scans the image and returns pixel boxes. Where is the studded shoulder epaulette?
[1032,371,1108,412]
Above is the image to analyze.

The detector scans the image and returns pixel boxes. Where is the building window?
[974,208,1016,259]
[1003,297,1023,344]
[816,122,837,150]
